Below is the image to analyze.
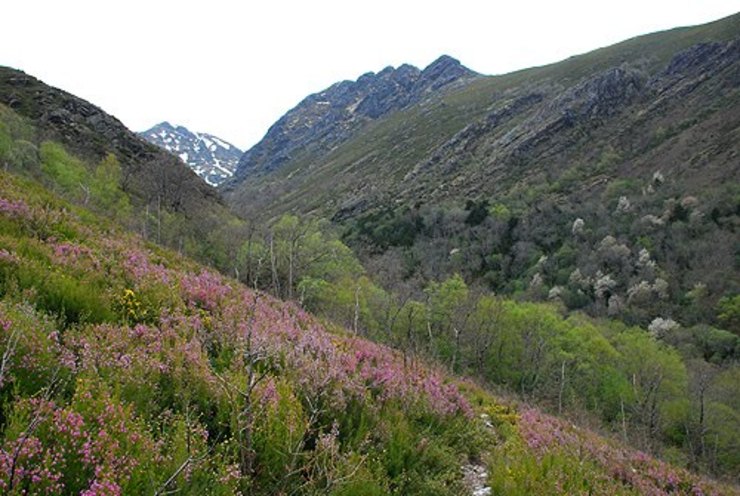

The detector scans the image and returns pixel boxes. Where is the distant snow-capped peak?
[140,122,242,186]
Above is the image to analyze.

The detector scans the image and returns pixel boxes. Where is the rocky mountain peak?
[229,56,480,182]
[140,122,242,186]
[422,55,475,83]
[416,55,477,93]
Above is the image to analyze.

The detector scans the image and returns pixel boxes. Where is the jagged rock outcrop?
[228,55,479,182]
[398,37,739,204]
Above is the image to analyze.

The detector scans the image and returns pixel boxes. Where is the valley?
[0,10,738,496]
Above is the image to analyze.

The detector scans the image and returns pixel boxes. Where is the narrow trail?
[462,413,494,496]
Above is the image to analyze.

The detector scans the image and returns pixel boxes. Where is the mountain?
[140,122,242,186]
[0,66,242,269]
[1,18,739,493]
[225,15,739,219]
[228,55,478,183]
[224,13,740,329]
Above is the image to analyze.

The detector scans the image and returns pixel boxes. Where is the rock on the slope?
[140,122,242,186]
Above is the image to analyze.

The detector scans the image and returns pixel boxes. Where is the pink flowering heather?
[80,478,122,496]
[209,284,472,417]
[67,322,177,379]
[0,390,158,495]
[0,313,10,334]
[0,197,31,221]
[180,270,232,312]
[0,302,74,386]
[51,241,99,269]
[0,248,19,264]
[118,246,170,286]
[518,407,725,495]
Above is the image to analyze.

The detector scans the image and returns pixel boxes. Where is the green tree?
[613,329,688,449]
[39,141,89,201]
[92,153,131,220]
[424,274,470,367]
[716,295,740,335]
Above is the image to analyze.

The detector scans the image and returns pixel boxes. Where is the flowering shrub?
[114,289,149,324]
[514,407,727,495]
[0,197,31,221]
[180,270,231,312]
[0,382,158,495]
[121,248,170,286]
[0,301,72,392]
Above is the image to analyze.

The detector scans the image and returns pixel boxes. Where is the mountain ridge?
[224,13,740,221]
[228,55,479,183]
[0,65,242,271]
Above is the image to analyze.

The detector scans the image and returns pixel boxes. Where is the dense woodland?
[224,210,740,481]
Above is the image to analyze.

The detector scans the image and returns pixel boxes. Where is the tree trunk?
[353,285,360,335]
[558,360,566,415]
[269,233,280,297]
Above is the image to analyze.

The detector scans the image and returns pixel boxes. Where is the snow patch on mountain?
[140,122,242,186]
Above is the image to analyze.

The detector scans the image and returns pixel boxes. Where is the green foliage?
[604,178,641,201]
[425,274,469,327]
[717,295,740,335]
[330,477,387,496]
[0,301,68,397]
[37,143,132,223]
[488,440,631,496]
[596,145,622,173]
[613,328,689,440]
[348,208,423,250]
[488,202,512,221]
[39,141,89,199]
[91,153,131,220]
[0,103,35,142]
[0,250,114,325]
[375,407,468,495]
[706,367,740,473]
[464,199,489,226]
[252,379,308,488]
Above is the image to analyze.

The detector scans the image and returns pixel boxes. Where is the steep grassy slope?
[0,161,737,494]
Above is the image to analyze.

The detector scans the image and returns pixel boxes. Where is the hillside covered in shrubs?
[0,103,738,493]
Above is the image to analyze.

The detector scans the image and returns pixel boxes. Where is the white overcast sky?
[1,1,737,150]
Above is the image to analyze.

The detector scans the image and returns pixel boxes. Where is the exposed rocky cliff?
[399,39,739,205]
